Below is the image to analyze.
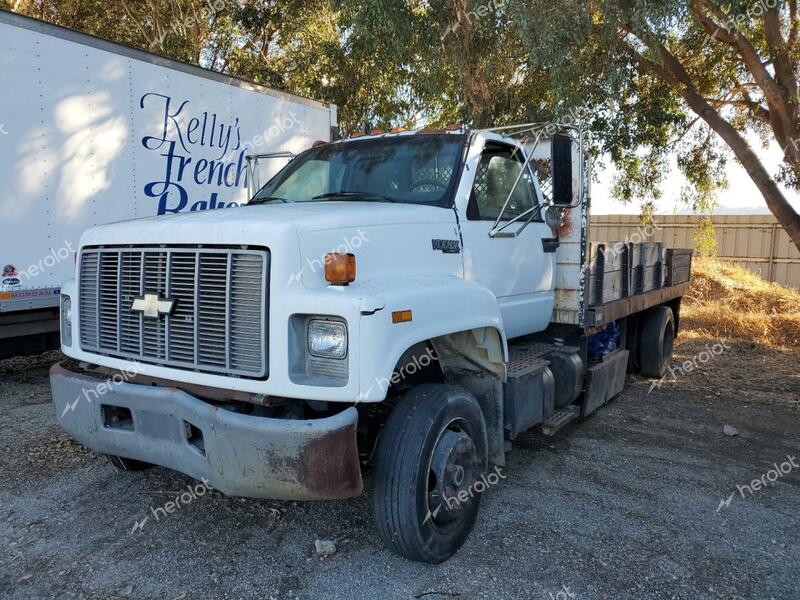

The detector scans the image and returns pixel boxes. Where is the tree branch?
[622,30,800,250]
[690,0,786,110]
[731,80,771,121]
[670,114,702,147]
[704,94,771,124]
[690,0,799,166]
[763,5,799,114]
[120,1,158,49]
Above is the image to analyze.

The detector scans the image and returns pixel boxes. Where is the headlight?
[60,295,72,346]
[307,320,347,359]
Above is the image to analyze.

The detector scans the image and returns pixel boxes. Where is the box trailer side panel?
[0,10,335,316]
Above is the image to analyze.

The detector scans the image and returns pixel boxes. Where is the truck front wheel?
[639,306,675,378]
[372,384,488,564]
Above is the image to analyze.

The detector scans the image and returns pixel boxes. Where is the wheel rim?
[426,421,482,527]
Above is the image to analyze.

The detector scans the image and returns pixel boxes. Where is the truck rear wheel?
[372,384,488,564]
[639,306,675,378]
[105,454,154,471]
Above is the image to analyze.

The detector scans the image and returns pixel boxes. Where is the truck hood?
[79,201,464,289]
[81,201,455,246]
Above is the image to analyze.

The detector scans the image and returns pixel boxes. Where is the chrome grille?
[79,246,269,378]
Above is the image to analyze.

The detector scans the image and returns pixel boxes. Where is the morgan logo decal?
[131,293,175,319]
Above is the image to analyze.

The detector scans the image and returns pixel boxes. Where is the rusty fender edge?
[50,362,362,501]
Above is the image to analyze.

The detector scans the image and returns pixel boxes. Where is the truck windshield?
[250,134,465,207]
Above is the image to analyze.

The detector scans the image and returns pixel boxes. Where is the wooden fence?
[589,214,800,289]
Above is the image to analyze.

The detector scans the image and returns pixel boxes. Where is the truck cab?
[52,124,688,563]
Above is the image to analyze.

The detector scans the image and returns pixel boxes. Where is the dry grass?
[681,257,800,350]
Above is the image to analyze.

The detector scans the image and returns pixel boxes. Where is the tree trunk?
[632,40,800,253]
[681,87,800,253]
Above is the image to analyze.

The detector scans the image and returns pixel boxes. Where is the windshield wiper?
[311,191,399,203]
[248,195,290,206]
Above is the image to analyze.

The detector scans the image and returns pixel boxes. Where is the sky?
[591,139,800,216]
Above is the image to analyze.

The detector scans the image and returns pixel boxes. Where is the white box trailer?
[0,10,337,355]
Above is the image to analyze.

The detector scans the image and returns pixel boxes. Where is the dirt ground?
[0,336,798,600]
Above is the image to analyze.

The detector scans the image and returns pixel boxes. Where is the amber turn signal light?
[324,252,356,285]
[392,310,412,324]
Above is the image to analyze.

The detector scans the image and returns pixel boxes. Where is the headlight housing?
[307,319,347,359]
[60,294,72,346]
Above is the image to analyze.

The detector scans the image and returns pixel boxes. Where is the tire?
[372,384,489,564]
[639,306,675,378]
[105,454,154,472]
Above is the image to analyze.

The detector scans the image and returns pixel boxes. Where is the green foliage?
[639,200,657,226]
[694,215,719,257]
[6,0,798,230]
[327,0,786,216]
[677,127,727,214]
[510,0,798,210]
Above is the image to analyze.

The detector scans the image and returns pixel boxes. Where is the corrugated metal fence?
[589,215,800,289]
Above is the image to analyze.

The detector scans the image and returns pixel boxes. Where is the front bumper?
[50,362,362,500]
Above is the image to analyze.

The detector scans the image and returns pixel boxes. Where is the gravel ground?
[0,338,798,600]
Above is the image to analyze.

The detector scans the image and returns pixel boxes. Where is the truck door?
[456,138,555,338]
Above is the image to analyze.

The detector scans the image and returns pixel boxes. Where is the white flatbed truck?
[51,123,692,563]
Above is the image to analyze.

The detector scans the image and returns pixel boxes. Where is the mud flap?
[581,349,629,417]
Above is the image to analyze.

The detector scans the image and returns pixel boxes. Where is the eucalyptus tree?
[334,0,557,128]
[511,0,800,249]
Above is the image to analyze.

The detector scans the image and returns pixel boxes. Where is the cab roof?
[332,126,519,148]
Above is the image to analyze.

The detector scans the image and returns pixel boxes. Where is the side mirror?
[551,134,573,206]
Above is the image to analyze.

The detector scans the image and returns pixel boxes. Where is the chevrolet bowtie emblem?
[131,293,175,319]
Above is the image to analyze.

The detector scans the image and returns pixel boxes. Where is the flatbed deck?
[584,243,692,329]
[586,280,690,328]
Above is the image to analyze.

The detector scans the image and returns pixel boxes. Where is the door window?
[467,144,541,221]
